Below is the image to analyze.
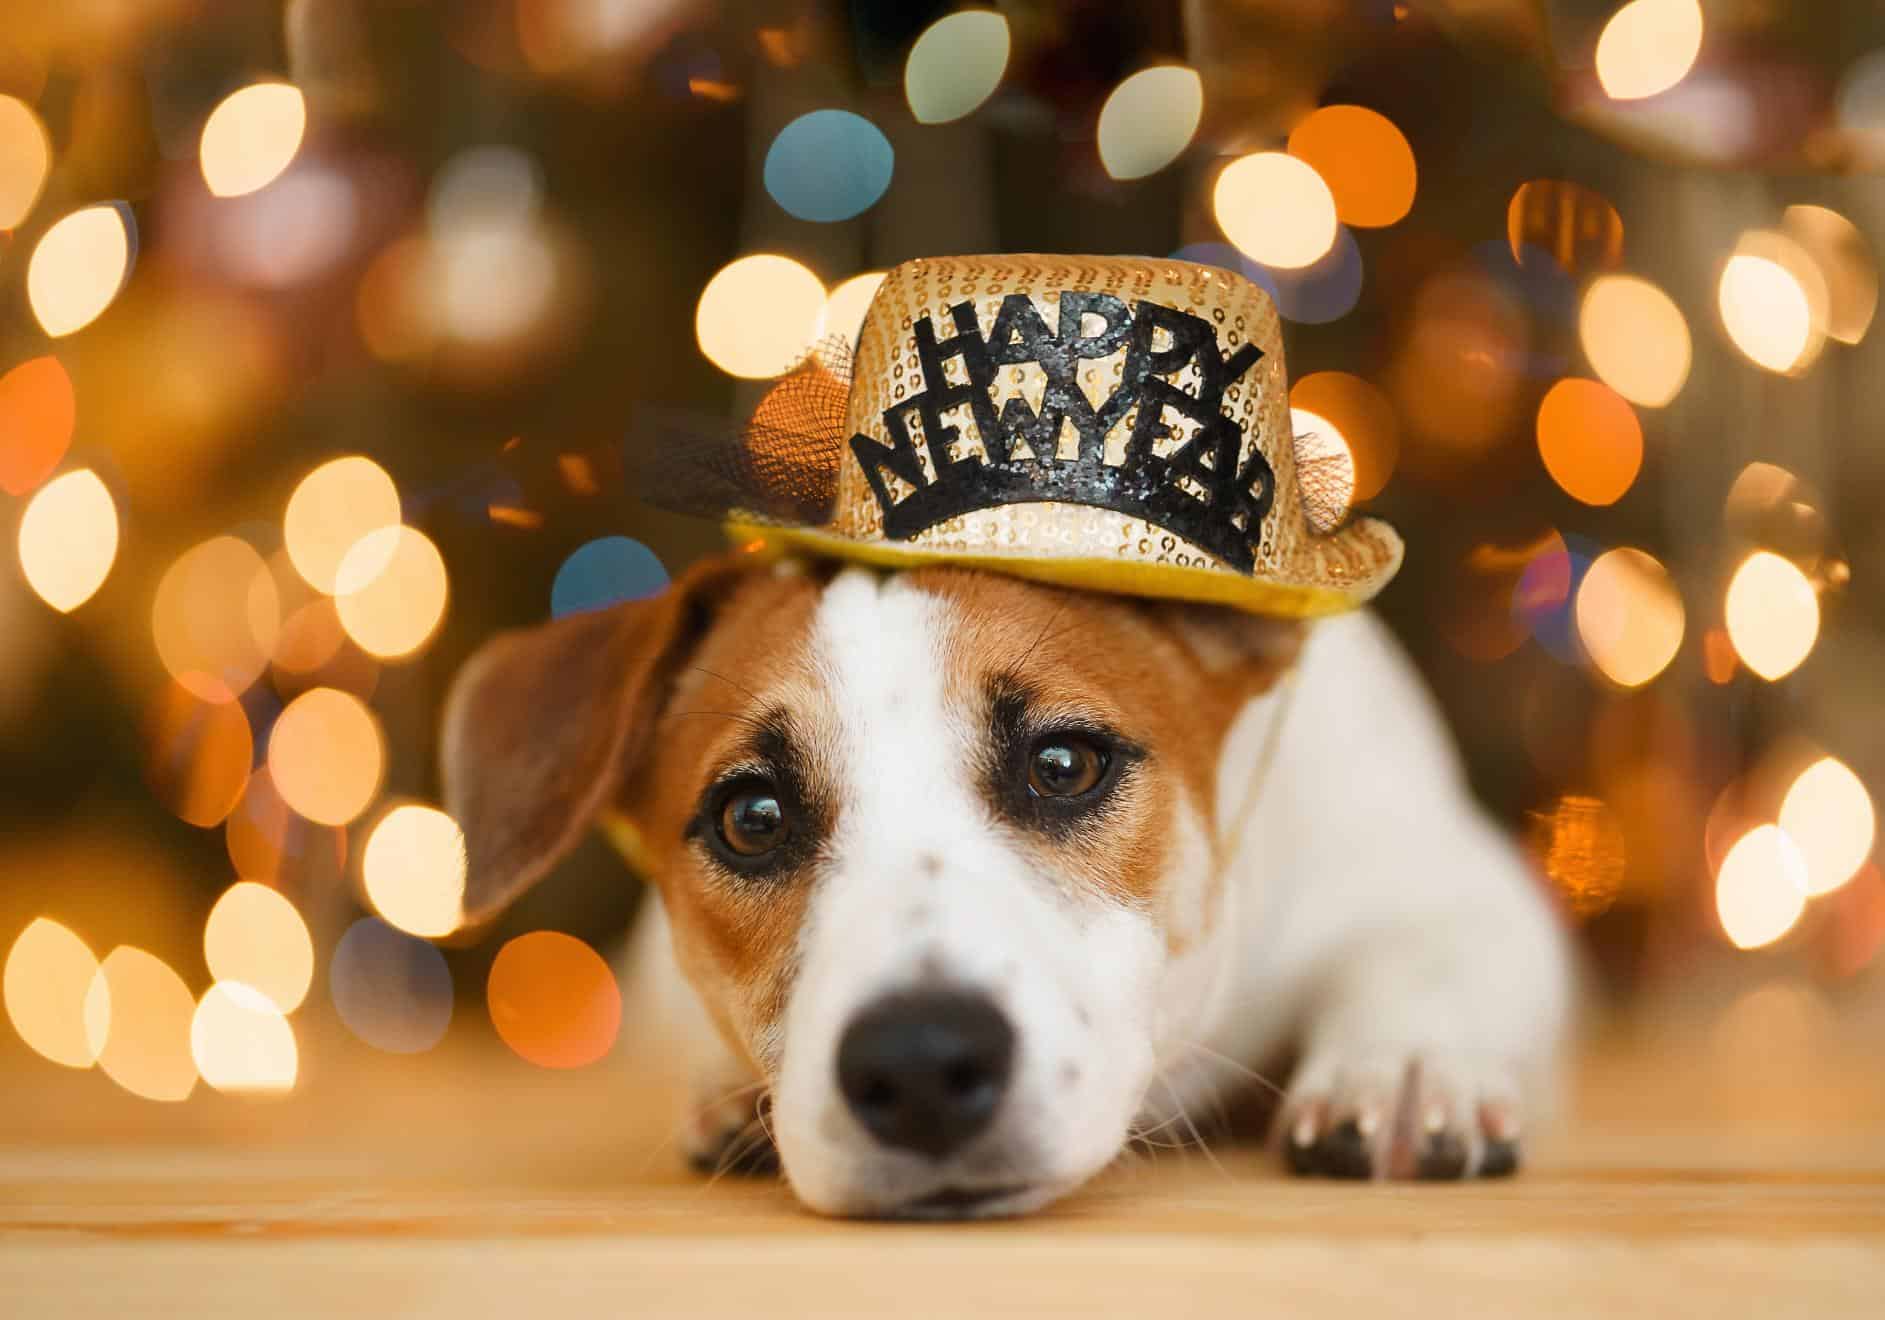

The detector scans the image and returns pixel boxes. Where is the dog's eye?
[1027,736,1109,798]
[718,785,788,857]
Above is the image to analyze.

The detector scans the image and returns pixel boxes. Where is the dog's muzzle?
[835,989,1015,1160]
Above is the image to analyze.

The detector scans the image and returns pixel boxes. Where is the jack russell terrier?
[440,256,1573,1219]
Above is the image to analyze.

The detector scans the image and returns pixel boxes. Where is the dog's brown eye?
[1028,737,1108,798]
[718,787,787,856]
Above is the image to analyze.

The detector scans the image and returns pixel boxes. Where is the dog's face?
[444,554,1298,1217]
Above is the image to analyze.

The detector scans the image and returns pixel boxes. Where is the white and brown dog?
[442,551,1573,1218]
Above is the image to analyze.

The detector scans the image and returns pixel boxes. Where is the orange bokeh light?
[0,356,76,497]
[267,687,385,826]
[1286,105,1416,228]
[152,536,280,704]
[1288,371,1399,503]
[143,680,254,828]
[487,931,622,1070]
[1536,378,1643,506]
[1506,179,1624,275]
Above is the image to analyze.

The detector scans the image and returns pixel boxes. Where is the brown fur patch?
[908,568,1301,919]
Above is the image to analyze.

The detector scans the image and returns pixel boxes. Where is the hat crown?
[837,256,1295,575]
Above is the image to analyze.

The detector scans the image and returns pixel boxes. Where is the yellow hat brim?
[725,519,1398,619]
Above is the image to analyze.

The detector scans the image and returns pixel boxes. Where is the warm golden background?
[1,0,1881,1211]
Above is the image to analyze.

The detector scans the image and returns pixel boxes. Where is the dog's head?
[443,553,1300,1216]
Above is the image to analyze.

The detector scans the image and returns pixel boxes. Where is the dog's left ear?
[440,554,755,927]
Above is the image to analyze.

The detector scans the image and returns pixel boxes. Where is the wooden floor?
[4,986,1883,1318]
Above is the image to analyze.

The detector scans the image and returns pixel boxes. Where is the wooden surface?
[4,991,1884,1318]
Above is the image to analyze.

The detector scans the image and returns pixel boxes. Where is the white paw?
[1280,1049,1522,1180]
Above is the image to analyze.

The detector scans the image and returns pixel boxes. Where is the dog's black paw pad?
[1414,1130,1470,1180]
[1308,1118,1377,1179]
[1479,1137,1520,1178]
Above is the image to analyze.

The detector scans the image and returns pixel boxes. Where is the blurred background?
[2,0,1881,1153]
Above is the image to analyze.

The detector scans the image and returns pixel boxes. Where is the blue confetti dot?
[330,918,454,1055]
[551,536,670,618]
[764,110,894,223]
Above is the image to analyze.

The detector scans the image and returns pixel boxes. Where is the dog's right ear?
[440,553,755,927]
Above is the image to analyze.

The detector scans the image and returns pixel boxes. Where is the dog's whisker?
[1178,1038,1288,1100]
[687,664,766,707]
[1156,1075,1231,1182]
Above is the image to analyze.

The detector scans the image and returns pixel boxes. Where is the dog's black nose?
[836,990,1015,1160]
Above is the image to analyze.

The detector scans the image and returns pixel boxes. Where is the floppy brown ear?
[441,553,756,926]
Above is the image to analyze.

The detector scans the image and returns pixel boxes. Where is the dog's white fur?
[623,568,1572,1217]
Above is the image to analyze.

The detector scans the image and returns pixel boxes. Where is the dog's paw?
[684,1090,780,1178]
[1279,1051,1520,1181]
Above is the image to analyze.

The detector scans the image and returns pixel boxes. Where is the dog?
[441,549,1573,1218]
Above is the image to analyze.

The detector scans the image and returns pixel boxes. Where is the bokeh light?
[429,145,541,234]
[0,356,76,496]
[199,82,307,198]
[362,805,467,939]
[267,686,384,826]
[552,536,669,617]
[225,766,349,890]
[1536,378,1642,506]
[1715,824,1808,950]
[695,254,826,379]
[905,11,1010,125]
[0,94,51,229]
[1780,205,1876,346]
[27,203,135,338]
[191,981,298,1094]
[487,931,622,1070]
[1288,372,1397,502]
[1528,795,1627,919]
[1718,248,1820,376]
[1214,153,1337,270]
[763,110,893,223]
[1724,551,1819,682]
[824,271,886,351]
[1836,49,1885,160]
[1384,264,1524,470]
[1574,547,1684,688]
[1779,758,1875,897]
[272,596,349,678]
[1595,0,1704,101]
[18,468,118,613]
[85,946,198,1102]
[204,882,314,1013]
[1286,105,1415,228]
[1097,66,1203,181]
[1514,533,1596,664]
[144,681,254,827]
[334,526,449,659]
[330,917,453,1054]
[283,456,403,594]
[4,919,102,1069]
[1578,274,1691,407]
[1507,179,1624,275]
[153,535,280,703]
[1264,227,1364,325]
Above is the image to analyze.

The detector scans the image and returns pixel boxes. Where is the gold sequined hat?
[721,254,1401,618]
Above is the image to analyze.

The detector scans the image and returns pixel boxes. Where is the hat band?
[850,292,1275,572]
